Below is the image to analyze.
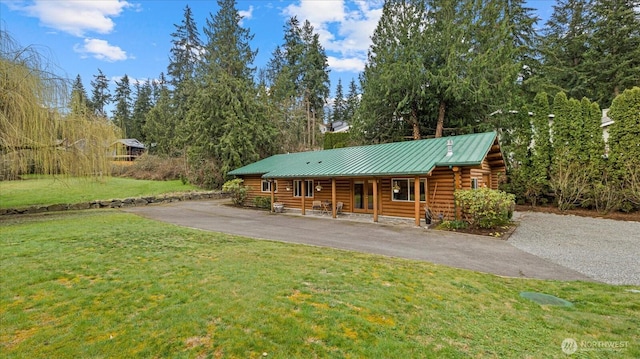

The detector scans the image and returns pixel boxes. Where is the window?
[392,178,426,202]
[261,180,277,193]
[471,178,478,190]
[293,180,314,198]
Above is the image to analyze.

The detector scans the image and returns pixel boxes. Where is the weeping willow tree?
[0,28,120,180]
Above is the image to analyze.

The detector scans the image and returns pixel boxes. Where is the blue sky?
[1,0,554,101]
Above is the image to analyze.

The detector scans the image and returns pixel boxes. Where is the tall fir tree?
[90,69,110,118]
[538,0,593,100]
[130,80,153,142]
[584,0,640,107]
[357,0,526,141]
[168,5,203,152]
[358,0,429,142]
[265,16,329,150]
[332,78,345,124]
[70,74,90,118]
[186,0,274,185]
[344,78,360,124]
[144,73,174,155]
[112,75,132,137]
[300,20,330,147]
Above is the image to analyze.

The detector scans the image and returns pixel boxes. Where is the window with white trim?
[261,180,277,193]
[392,178,426,202]
[293,180,314,198]
[471,178,478,190]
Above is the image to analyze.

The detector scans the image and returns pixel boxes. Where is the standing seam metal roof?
[228,131,499,179]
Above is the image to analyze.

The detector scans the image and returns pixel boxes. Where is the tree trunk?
[306,91,311,147]
[411,105,421,140]
[435,100,446,138]
[312,110,316,147]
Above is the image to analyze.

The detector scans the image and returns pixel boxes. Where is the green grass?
[1,211,638,358]
[0,176,199,209]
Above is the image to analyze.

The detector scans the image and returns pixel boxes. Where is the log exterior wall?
[238,140,505,222]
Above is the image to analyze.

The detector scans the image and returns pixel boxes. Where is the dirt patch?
[515,205,640,222]
[434,223,518,240]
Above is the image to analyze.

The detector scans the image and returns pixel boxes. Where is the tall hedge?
[607,87,640,210]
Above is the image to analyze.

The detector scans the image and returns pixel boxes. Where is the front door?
[353,180,375,213]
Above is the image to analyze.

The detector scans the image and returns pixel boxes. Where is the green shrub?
[455,188,515,229]
[437,220,468,230]
[222,178,248,205]
[253,196,274,209]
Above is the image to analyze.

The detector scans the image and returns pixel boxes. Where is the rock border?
[0,191,230,216]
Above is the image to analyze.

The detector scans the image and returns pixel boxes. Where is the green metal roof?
[228,131,499,179]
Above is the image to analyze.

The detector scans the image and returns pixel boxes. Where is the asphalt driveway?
[123,199,594,282]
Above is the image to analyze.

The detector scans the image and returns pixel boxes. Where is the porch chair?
[312,200,322,212]
[336,202,344,215]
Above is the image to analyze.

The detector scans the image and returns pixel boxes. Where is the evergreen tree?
[168,5,202,87]
[499,107,533,203]
[144,73,173,155]
[538,0,593,100]
[131,80,153,142]
[357,0,526,141]
[344,78,360,124]
[264,16,329,150]
[607,87,640,209]
[168,5,203,152]
[332,78,345,124]
[90,69,110,118]
[112,75,132,137]
[426,0,522,137]
[358,0,429,142]
[70,74,90,118]
[549,92,602,209]
[584,0,640,107]
[300,20,330,147]
[267,18,306,149]
[528,92,552,205]
[186,0,274,185]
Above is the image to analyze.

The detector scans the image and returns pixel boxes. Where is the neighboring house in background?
[330,121,351,133]
[111,139,146,161]
[320,121,351,134]
[601,109,614,154]
[229,131,505,226]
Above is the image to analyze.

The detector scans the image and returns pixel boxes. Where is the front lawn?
[1,211,637,358]
[0,176,199,209]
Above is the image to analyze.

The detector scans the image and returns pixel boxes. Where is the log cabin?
[228,131,506,226]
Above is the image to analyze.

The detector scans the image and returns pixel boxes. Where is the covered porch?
[263,175,432,227]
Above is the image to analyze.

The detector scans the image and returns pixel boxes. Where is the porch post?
[372,178,379,223]
[301,179,306,215]
[270,179,275,213]
[331,178,337,218]
[414,176,420,227]
[453,167,461,220]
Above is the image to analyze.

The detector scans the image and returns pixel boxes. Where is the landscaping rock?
[109,200,122,208]
[70,202,91,210]
[134,198,148,206]
[2,191,230,216]
[48,204,67,212]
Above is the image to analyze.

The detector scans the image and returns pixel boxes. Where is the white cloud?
[74,38,128,62]
[283,0,383,73]
[239,5,254,24]
[328,56,366,73]
[9,0,131,36]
